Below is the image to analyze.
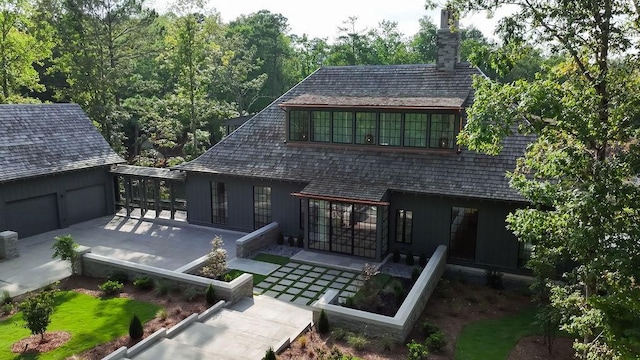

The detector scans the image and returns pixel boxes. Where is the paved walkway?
[0,215,245,297]
[254,261,361,306]
[130,296,311,360]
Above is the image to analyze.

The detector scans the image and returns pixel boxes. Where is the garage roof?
[0,103,124,183]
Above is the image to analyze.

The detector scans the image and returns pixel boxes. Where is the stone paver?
[285,287,302,295]
[271,284,286,292]
[277,293,294,301]
[306,271,322,278]
[279,279,294,286]
[308,285,324,292]
[292,282,307,289]
[293,296,312,305]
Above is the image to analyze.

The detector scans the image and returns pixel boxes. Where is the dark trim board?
[0,167,116,238]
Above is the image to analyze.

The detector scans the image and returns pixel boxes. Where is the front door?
[449,207,478,261]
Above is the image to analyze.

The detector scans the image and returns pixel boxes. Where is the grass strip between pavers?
[0,290,159,360]
[454,307,540,360]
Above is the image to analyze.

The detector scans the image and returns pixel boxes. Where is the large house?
[177,11,531,272]
[0,104,123,237]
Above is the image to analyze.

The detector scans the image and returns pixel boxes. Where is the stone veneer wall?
[0,231,19,260]
[311,245,447,342]
[80,252,253,302]
[235,222,279,258]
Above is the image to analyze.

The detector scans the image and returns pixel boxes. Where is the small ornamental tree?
[318,309,330,334]
[19,289,57,341]
[263,347,277,360]
[51,234,79,272]
[129,314,144,340]
[200,236,227,279]
[206,283,216,305]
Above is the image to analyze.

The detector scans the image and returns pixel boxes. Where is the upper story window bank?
[280,94,464,151]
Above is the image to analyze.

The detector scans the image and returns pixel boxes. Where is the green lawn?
[225,269,266,285]
[0,291,160,360]
[252,253,290,266]
[454,307,540,360]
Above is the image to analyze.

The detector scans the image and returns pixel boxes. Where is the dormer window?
[281,94,465,151]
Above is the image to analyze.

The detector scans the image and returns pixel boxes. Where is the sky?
[149,0,515,42]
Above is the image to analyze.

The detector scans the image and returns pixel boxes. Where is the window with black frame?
[289,110,309,141]
[355,112,377,145]
[429,114,455,149]
[379,113,401,146]
[403,113,428,147]
[253,186,271,229]
[395,209,413,244]
[311,111,331,142]
[210,182,227,225]
[332,111,353,143]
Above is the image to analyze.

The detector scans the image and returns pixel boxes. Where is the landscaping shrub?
[1,289,12,304]
[183,287,199,301]
[99,280,124,296]
[378,336,395,352]
[42,281,60,292]
[318,309,330,334]
[406,340,429,360]
[19,289,57,341]
[405,250,415,266]
[288,235,295,247]
[129,314,144,340]
[263,347,276,360]
[485,268,504,290]
[156,281,169,296]
[391,279,406,305]
[277,233,284,245]
[298,334,307,348]
[224,273,233,282]
[411,267,421,282]
[296,233,304,248]
[419,253,428,267]
[133,276,154,291]
[421,321,439,337]
[1,302,13,315]
[206,284,216,305]
[392,248,401,263]
[156,308,168,320]
[331,327,348,341]
[425,330,447,352]
[346,332,368,350]
[201,236,227,279]
[51,234,79,272]
[108,270,129,284]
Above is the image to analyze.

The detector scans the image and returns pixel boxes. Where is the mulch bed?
[11,331,71,354]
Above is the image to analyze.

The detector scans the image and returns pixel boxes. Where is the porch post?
[124,176,131,216]
[169,181,175,220]
[154,179,161,217]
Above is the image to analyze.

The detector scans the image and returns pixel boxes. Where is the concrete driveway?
[0,215,245,298]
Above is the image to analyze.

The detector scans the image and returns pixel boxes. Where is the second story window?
[332,111,353,143]
[404,113,428,147]
[289,110,309,141]
[379,113,401,146]
[355,112,377,145]
[311,111,331,142]
[430,114,455,149]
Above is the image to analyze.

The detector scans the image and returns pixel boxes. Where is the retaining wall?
[311,245,447,342]
[235,222,279,258]
[80,252,253,302]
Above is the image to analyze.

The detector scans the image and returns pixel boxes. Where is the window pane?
[308,199,330,251]
[355,112,376,145]
[289,110,309,141]
[332,111,353,143]
[211,182,227,225]
[395,209,412,244]
[404,113,427,147]
[253,186,271,229]
[450,207,478,261]
[311,111,331,142]
[430,114,455,149]
[379,113,401,146]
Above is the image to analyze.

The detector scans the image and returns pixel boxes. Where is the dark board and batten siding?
[388,191,522,271]
[0,167,116,238]
[186,173,306,235]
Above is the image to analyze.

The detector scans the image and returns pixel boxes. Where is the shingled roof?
[0,103,124,183]
[178,63,530,202]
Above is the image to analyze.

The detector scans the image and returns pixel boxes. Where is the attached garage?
[66,185,107,225]
[5,194,59,238]
[0,104,124,239]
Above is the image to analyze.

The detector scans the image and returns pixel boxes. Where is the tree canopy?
[448,0,640,358]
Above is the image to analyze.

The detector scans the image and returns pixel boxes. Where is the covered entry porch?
[293,181,390,261]
[110,165,187,220]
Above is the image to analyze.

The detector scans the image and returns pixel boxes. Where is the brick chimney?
[436,8,461,72]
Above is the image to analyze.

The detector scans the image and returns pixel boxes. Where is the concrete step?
[203,308,298,341]
[170,321,274,360]
[130,338,235,360]
[227,296,312,330]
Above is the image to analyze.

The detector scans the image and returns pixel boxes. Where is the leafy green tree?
[227,10,293,112]
[51,234,79,272]
[368,20,412,65]
[288,34,328,82]
[19,289,57,341]
[448,0,640,358]
[326,16,372,66]
[409,16,437,63]
[0,0,53,102]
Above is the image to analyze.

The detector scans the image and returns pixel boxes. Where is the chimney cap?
[440,8,459,29]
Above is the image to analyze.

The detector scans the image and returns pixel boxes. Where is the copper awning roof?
[292,180,390,205]
[279,94,467,110]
